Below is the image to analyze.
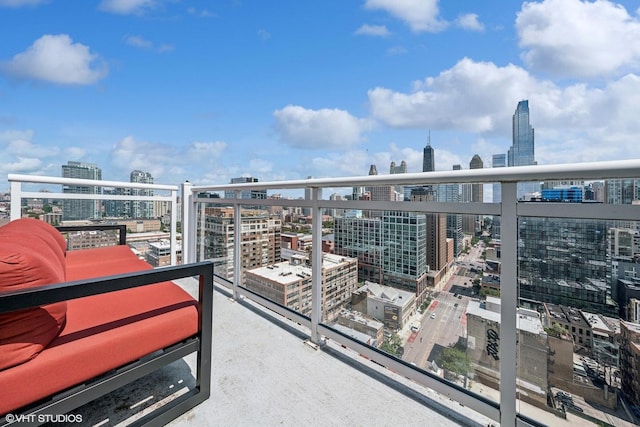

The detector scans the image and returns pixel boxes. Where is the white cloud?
[273,105,373,149]
[7,139,59,157]
[456,13,484,32]
[4,157,43,173]
[364,0,447,33]
[99,0,156,15]
[355,24,391,37]
[516,0,640,79]
[0,0,47,7]
[369,58,541,132]
[387,46,408,55]
[124,35,153,49]
[187,141,227,159]
[0,129,34,142]
[124,35,174,52]
[0,34,108,85]
[111,136,228,181]
[0,130,60,177]
[369,57,640,165]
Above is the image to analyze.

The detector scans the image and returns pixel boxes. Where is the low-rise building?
[620,321,640,409]
[351,282,415,330]
[244,253,358,322]
[466,297,548,409]
[334,309,384,347]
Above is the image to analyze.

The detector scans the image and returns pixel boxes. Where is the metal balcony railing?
[8,159,640,427]
[180,159,640,427]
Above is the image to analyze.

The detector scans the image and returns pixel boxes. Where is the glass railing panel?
[320,205,497,405]
[515,212,640,425]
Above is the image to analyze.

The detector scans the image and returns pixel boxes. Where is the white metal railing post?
[233,192,242,300]
[310,187,323,344]
[500,182,518,427]
[10,180,22,220]
[169,188,178,265]
[181,182,195,264]
[198,202,205,262]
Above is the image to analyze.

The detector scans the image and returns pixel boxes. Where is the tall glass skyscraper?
[508,100,535,167]
[507,100,539,198]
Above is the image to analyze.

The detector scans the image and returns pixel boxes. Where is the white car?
[430,313,436,319]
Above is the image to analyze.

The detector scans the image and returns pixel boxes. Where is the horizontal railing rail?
[181,159,640,427]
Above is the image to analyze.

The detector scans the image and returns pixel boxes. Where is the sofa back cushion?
[0,220,67,371]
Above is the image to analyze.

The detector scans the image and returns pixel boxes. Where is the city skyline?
[1,1,640,187]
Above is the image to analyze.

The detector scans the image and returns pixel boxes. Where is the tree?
[380,333,403,357]
[438,346,470,381]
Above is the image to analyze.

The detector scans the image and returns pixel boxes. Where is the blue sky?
[1,0,640,188]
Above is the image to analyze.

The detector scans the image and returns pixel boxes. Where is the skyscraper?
[365,164,394,217]
[492,154,506,203]
[470,155,484,203]
[390,160,407,200]
[507,100,538,198]
[508,100,535,168]
[423,136,435,173]
[441,165,464,255]
[62,161,102,220]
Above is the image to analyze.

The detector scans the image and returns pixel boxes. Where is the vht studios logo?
[5,414,83,424]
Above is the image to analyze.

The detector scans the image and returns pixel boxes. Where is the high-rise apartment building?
[334,210,430,302]
[130,170,154,219]
[200,207,281,281]
[439,166,464,256]
[410,187,447,276]
[62,161,102,221]
[224,177,267,201]
[334,214,383,284]
[381,210,429,301]
[467,155,484,235]
[518,216,617,315]
[606,179,639,205]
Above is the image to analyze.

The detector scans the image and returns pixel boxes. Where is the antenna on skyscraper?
[427,129,431,146]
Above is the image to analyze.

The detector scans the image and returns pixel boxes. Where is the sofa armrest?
[0,261,212,314]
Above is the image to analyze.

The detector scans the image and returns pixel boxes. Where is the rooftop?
[71,278,493,427]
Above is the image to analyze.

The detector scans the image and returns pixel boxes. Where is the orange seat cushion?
[0,244,199,414]
[0,221,67,372]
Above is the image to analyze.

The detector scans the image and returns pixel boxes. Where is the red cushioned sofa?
[0,219,213,426]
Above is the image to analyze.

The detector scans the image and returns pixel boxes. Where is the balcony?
[5,159,640,427]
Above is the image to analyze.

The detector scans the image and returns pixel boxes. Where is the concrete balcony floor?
[67,277,495,427]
